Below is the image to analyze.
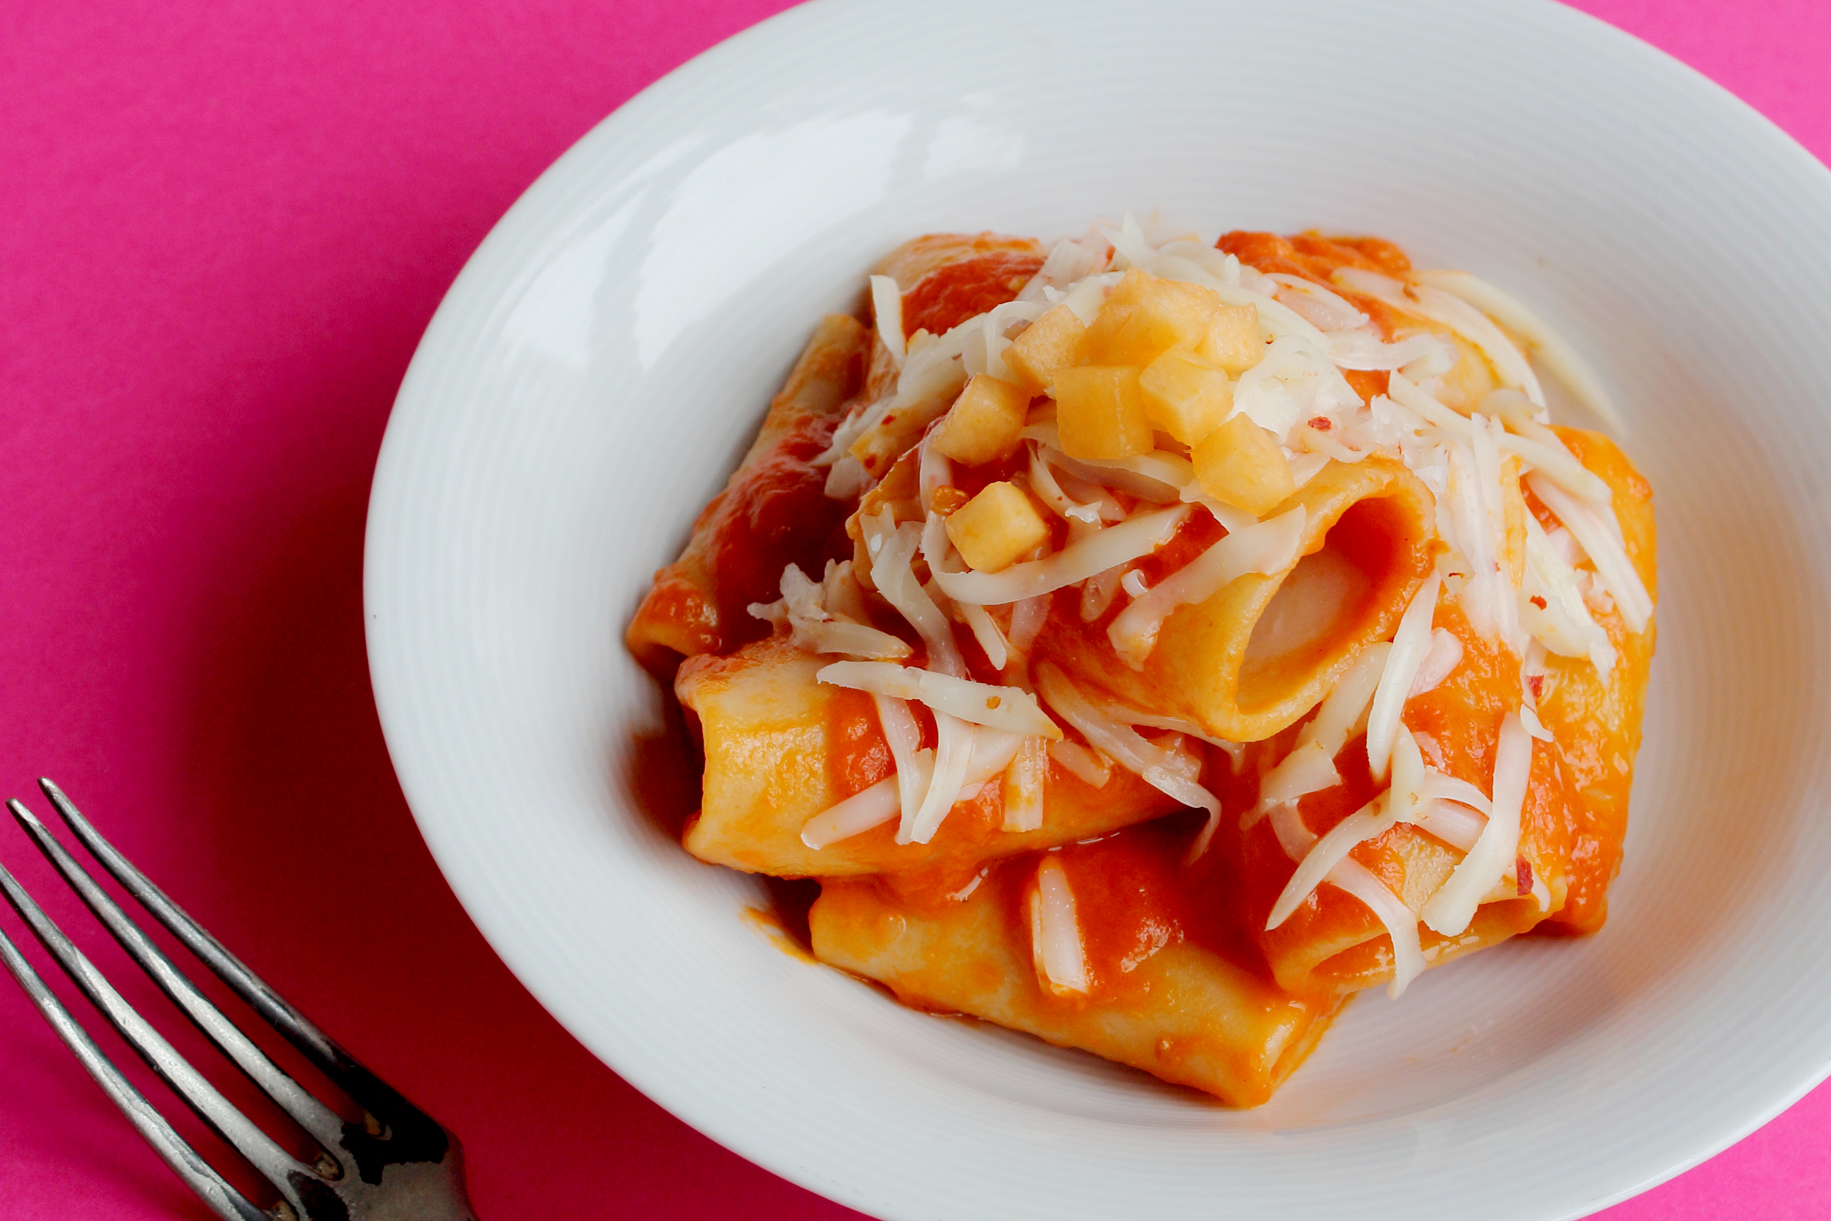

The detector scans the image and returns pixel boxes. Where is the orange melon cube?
[1004,305,1088,396]
[1080,267,1156,360]
[1052,365,1152,460]
[933,374,1030,466]
[1099,279,1222,366]
[1195,302,1264,374]
[944,481,1052,573]
[1192,412,1296,515]
[1139,348,1233,446]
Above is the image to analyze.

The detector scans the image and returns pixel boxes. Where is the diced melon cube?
[1192,412,1296,515]
[1098,279,1222,366]
[944,481,1052,573]
[1195,302,1264,374]
[1052,365,1152,460]
[1139,348,1233,446]
[1080,267,1156,359]
[933,374,1030,466]
[1003,305,1087,395]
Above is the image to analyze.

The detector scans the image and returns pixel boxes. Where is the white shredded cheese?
[1328,857,1426,998]
[1300,643,1391,758]
[1366,574,1441,781]
[1047,739,1112,787]
[799,727,1023,849]
[1029,856,1090,995]
[1244,741,1340,828]
[1528,473,1652,635]
[1413,268,1625,433]
[798,777,899,850]
[1408,798,1486,852]
[909,713,976,844]
[748,562,912,660]
[1333,267,1546,408]
[875,694,928,839]
[867,514,967,675]
[1267,793,1394,930]
[929,505,1191,607]
[1029,444,1103,523]
[1421,711,1532,936]
[1002,736,1048,832]
[1520,509,1618,675]
[816,661,1061,738]
[869,274,906,369]
[1035,662,1225,857]
[1386,726,1427,829]
[1409,627,1464,696]
[1106,505,1306,668]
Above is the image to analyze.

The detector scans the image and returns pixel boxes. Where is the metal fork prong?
[39,781,383,1101]
[42,780,451,1165]
[0,855,319,1209]
[0,921,270,1221]
[9,799,347,1153]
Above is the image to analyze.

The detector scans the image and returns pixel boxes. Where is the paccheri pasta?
[628,219,1656,1106]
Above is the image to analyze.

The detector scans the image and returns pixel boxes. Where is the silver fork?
[0,778,479,1221]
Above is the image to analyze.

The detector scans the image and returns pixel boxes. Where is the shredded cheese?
[928,505,1191,606]
[1029,856,1090,995]
[1107,505,1306,668]
[869,274,906,368]
[1002,736,1048,832]
[1366,574,1441,781]
[1413,268,1625,432]
[1528,473,1651,634]
[1422,711,1532,935]
[816,661,1060,738]
[799,727,1023,849]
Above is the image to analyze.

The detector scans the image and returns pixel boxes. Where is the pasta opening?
[1237,493,1418,715]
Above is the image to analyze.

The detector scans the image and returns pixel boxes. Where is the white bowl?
[363,0,1831,1216]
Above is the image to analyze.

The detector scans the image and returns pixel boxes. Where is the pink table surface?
[2,1,1827,1217]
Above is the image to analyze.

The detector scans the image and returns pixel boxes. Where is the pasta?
[629,220,1656,1105]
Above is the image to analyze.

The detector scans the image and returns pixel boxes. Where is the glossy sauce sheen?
[707,413,856,650]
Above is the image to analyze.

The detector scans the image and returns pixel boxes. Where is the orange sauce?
[1216,230,1414,343]
[824,686,892,799]
[900,251,1046,339]
[706,412,856,650]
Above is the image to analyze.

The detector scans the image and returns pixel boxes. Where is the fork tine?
[8,798,347,1155]
[40,778,450,1160]
[0,854,320,1209]
[0,920,270,1221]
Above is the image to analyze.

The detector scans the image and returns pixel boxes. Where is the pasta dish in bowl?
[629,220,1656,1106]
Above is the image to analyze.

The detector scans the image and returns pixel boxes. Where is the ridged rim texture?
[364,0,1831,1217]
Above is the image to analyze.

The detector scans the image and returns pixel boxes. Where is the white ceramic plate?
[364,0,1831,1216]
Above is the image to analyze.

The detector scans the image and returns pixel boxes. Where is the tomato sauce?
[707,412,856,651]
[900,251,1046,339]
[1216,230,1414,341]
[825,686,892,799]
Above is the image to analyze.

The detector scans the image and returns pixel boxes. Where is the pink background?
[1,1,1826,1216]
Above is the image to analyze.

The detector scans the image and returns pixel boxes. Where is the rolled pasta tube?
[676,636,1178,878]
[810,821,1343,1107]
[1525,427,1657,933]
[1037,456,1437,745]
[627,313,869,669]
